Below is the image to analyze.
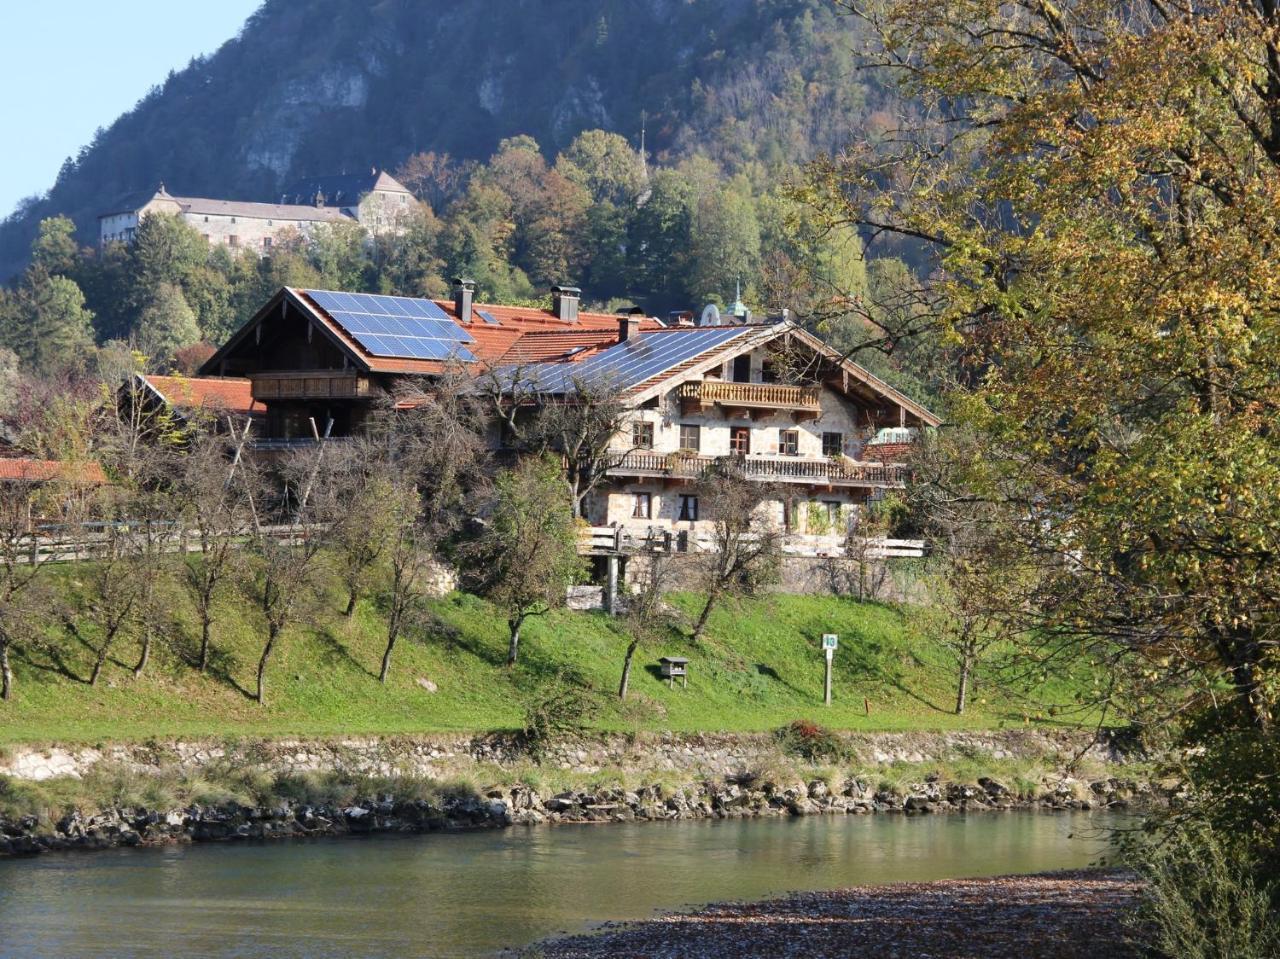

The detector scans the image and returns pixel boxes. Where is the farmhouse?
[194,283,938,543]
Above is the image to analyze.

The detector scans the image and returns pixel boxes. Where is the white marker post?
[822,634,838,706]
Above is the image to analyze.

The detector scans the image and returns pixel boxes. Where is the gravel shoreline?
[536,869,1143,959]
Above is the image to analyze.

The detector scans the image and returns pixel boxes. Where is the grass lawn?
[0,569,1091,745]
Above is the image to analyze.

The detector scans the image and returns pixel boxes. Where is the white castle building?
[98,170,415,252]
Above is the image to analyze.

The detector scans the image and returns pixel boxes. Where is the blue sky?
[0,1,264,217]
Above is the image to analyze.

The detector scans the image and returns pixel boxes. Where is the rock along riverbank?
[0,728,1157,858]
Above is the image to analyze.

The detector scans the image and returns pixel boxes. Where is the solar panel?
[503,327,751,395]
[477,311,500,325]
[303,289,477,361]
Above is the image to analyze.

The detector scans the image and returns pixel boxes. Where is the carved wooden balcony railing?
[677,380,822,419]
[250,372,375,402]
[607,451,906,488]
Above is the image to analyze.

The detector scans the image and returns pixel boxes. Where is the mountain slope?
[0,0,885,279]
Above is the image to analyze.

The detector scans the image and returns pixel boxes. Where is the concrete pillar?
[604,555,620,616]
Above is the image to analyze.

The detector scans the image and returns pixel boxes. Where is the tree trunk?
[133,631,152,679]
[89,644,109,686]
[619,640,638,700]
[1213,626,1272,733]
[256,626,279,705]
[1,641,12,702]
[380,621,399,684]
[198,614,212,673]
[507,616,523,666]
[691,591,718,643]
[956,649,971,715]
[345,590,358,617]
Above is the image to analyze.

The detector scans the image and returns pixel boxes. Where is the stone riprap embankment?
[0,728,1154,858]
[0,772,1151,858]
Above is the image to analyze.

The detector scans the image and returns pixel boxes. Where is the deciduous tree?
[689,463,782,642]
[469,456,582,665]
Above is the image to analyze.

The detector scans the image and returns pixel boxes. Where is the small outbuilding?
[659,656,689,689]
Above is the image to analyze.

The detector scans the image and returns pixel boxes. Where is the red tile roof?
[141,375,259,417]
[0,458,108,485]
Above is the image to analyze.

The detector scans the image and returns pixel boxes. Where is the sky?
[0,1,264,217]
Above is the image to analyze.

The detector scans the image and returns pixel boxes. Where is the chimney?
[551,285,581,323]
[617,311,644,343]
[453,277,476,323]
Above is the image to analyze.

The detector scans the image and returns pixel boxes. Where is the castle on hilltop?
[97,170,414,252]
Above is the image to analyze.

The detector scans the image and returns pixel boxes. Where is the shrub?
[774,720,850,764]
[1126,818,1280,959]
[520,673,600,761]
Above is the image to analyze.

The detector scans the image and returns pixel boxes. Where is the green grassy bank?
[1,574,1087,745]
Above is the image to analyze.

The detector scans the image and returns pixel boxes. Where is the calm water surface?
[0,811,1118,958]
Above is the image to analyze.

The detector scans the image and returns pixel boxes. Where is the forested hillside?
[0,0,897,280]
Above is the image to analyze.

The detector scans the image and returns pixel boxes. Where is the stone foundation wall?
[622,552,922,602]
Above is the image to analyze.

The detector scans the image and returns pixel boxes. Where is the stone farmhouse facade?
[98,171,414,252]
[188,283,938,547]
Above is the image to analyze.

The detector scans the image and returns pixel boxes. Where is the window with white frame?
[632,421,654,449]
[632,492,652,519]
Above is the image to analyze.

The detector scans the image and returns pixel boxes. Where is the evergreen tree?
[7,269,95,374]
[136,282,200,368]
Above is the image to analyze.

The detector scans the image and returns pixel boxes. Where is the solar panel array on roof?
[476,310,500,325]
[304,290,478,362]
[503,326,752,395]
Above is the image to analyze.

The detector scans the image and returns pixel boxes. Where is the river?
[0,811,1119,958]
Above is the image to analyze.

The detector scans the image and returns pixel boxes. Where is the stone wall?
[0,728,1123,784]
[621,551,922,602]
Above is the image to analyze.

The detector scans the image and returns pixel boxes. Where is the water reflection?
[0,812,1120,959]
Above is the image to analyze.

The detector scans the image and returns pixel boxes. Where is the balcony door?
[730,426,751,456]
[732,354,752,383]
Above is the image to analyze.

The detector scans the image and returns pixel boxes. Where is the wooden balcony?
[250,372,375,402]
[607,452,906,489]
[677,380,822,420]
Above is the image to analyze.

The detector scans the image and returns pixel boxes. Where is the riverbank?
[536,869,1143,958]
[0,728,1156,858]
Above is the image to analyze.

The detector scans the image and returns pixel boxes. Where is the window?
[631,422,654,449]
[678,495,699,522]
[679,424,701,452]
[231,217,237,224]
[823,432,844,457]
[228,235,239,247]
[262,237,273,251]
[632,492,652,520]
[779,429,799,456]
[730,426,751,455]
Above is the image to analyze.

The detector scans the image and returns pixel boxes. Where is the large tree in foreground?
[813,0,1280,734]
[808,0,1280,875]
